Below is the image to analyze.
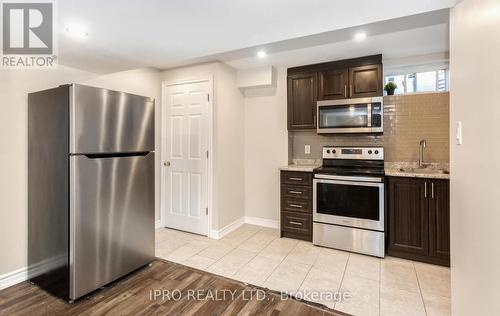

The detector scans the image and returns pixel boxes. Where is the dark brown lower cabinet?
[388,177,429,256]
[388,177,450,267]
[280,171,313,241]
[428,180,450,261]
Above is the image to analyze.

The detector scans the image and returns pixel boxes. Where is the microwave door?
[318,104,369,130]
[316,97,384,134]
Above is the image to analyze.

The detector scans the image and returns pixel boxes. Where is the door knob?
[164,161,170,166]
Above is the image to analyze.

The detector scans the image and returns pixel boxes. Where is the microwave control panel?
[371,103,382,127]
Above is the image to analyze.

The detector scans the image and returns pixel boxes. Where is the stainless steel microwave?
[317,97,383,134]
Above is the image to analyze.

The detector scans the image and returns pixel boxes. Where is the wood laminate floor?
[0,259,345,316]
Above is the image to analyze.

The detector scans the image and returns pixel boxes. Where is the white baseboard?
[209,217,245,239]
[0,255,69,291]
[0,267,27,291]
[244,216,279,229]
[209,216,279,239]
[155,220,162,229]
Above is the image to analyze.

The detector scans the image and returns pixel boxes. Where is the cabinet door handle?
[289,204,303,208]
[289,221,303,226]
[424,182,427,198]
[431,182,435,199]
[289,190,303,195]
[313,114,317,127]
[344,84,347,98]
[289,177,303,181]
[350,84,353,97]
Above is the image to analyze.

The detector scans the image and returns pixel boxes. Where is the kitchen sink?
[398,167,449,175]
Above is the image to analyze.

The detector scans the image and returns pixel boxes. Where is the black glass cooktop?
[315,166,384,177]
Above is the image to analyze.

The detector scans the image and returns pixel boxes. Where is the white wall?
[214,63,246,229]
[0,67,161,276]
[160,62,245,231]
[450,0,500,314]
[243,67,289,222]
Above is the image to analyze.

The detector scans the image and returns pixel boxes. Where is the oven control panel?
[322,147,384,160]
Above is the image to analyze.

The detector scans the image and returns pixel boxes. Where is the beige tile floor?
[155,224,451,316]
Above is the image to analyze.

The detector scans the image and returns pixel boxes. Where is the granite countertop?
[385,162,450,180]
[279,160,450,179]
[279,164,320,172]
[279,159,321,173]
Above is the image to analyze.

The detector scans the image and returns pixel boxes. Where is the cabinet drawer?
[282,212,312,235]
[281,171,313,186]
[281,198,311,213]
[282,185,311,200]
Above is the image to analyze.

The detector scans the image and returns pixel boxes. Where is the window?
[385,69,448,95]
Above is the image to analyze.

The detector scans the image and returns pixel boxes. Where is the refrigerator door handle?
[83,151,151,159]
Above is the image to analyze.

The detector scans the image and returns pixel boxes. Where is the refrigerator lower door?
[69,152,155,300]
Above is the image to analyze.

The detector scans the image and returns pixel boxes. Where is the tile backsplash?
[290,92,449,163]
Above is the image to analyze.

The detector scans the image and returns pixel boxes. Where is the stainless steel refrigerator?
[28,84,155,301]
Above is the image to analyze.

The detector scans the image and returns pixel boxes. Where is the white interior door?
[163,80,210,235]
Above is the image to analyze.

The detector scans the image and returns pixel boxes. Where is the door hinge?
[205,207,208,215]
[207,94,210,102]
[206,150,209,159]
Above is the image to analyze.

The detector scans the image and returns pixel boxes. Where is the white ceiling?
[57,0,458,73]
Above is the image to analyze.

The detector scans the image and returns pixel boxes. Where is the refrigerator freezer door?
[70,84,154,154]
[69,153,155,300]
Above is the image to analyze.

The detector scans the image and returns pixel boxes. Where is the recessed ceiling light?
[65,24,88,38]
[257,51,267,58]
[354,32,367,41]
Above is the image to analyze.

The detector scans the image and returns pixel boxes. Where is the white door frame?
[160,76,214,236]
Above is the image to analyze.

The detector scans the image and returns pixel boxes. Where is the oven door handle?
[314,178,384,188]
[314,174,383,183]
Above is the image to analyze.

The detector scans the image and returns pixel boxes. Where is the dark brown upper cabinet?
[349,64,383,98]
[318,68,349,100]
[287,73,317,130]
[287,55,382,130]
[388,177,450,267]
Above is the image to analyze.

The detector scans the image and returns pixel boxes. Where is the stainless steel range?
[313,146,385,257]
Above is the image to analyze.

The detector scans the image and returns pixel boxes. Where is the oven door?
[313,177,384,231]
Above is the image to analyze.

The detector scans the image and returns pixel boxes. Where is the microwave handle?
[367,103,372,127]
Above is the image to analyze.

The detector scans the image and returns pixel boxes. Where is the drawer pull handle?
[289,190,302,194]
[289,177,303,181]
[289,204,303,208]
[289,221,303,226]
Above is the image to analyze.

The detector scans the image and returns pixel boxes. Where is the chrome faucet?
[418,139,427,168]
